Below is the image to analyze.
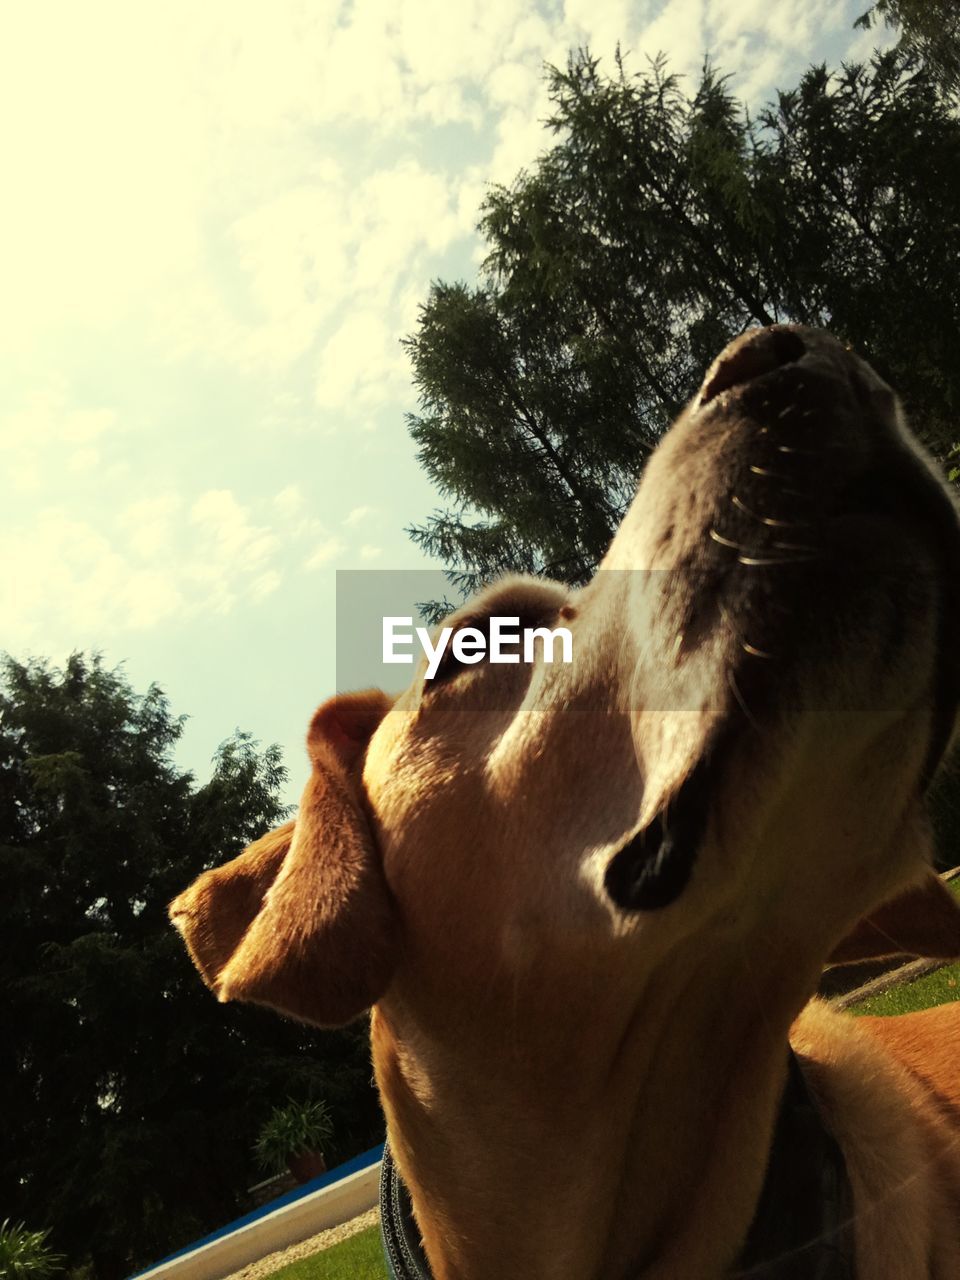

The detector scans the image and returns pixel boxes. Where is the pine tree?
[857,1,960,96]
[405,46,960,597]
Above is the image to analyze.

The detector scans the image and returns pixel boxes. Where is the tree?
[0,655,382,1280]
[856,1,960,96]
[405,46,960,598]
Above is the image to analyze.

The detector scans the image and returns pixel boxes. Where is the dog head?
[170,326,960,1040]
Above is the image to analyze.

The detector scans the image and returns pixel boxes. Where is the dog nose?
[698,326,807,407]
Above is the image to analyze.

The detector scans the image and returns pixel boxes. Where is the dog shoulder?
[790,999,960,1274]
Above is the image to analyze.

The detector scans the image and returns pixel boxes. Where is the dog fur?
[171,326,960,1279]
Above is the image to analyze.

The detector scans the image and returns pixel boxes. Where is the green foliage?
[255,1099,336,1173]
[266,1227,386,1280]
[0,655,383,1280]
[856,1,960,96]
[0,1221,63,1280]
[406,46,960,597]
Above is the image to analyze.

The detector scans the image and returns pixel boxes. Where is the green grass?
[266,1226,388,1280]
[851,961,960,1016]
[849,874,960,1016]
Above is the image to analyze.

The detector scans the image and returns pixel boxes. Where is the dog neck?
[372,949,817,1280]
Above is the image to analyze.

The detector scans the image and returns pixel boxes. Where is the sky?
[2,0,890,807]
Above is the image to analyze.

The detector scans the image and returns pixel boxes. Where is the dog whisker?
[718,599,776,660]
[727,668,763,731]
[710,528,746,551]
[771,541,819,554]
[731,495,807,529]
[741,641,775,659]
[737,553,819,566]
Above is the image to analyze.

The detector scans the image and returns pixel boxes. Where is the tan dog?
[171,326,960,1279]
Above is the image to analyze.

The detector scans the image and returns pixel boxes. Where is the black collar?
[379,1051,856,1279]
[735,1051,856,1278]
[379,1139,432,1280]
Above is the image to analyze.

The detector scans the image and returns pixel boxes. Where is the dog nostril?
[604,753,715,912]
[699,327,806,406]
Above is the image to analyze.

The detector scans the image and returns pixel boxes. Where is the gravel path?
[221,1207,380,1280]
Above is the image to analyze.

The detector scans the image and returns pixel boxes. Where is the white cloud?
[355,163,463,281]
[0,0,882,662]
[135,150,471,398]
[226,172,350,364]
[314,309,410,413]
[118,495,183,559]
[0,391,119,449]
[190,490,279,574]
[217,158,469,397]
[305,537,346,569]
[1,390,120,493]
[359,545,383,560]
[487,62,540,110]
[250,570,283,601]
[1,512,186,640]
[0,0,869,400]
[0,4,207,357]
[274,485,305,515]
[0,482,353,650]
[67,449,101,475]
[343,505,372,527]
[121,570,189,630]
[564,0,637,67]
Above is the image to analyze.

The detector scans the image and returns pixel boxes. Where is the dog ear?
[169,690,397,1027]
[828,871,960,965]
